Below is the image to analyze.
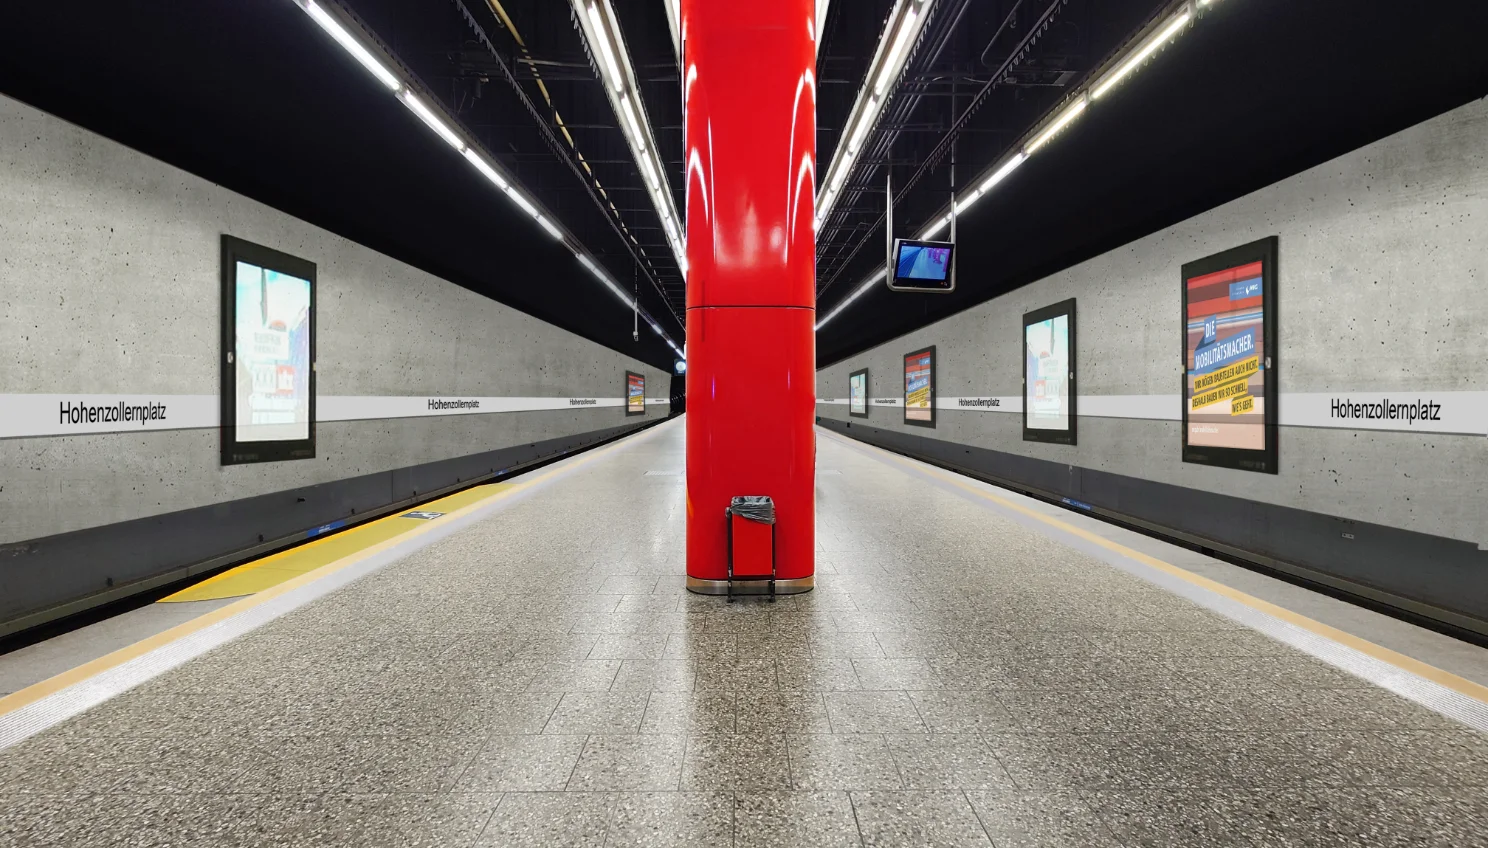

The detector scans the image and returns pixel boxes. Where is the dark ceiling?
[814,0,1488,365]
[2,1,1485,373]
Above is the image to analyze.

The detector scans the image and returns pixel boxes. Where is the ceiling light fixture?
[817,0,1206,333]
[304,0,400,90]
[293,0,682,349]
[398,90,465,151]
[571,0,687,274]
[1091,10,1191,100]
[816,0,934,230]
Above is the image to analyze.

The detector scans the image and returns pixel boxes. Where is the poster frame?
[902,345,937,428]
[1180,236,1278,474]
[1022,298,1078,445]
[220,235,317,466]
[626,370,646,416]
[849,368,870,418]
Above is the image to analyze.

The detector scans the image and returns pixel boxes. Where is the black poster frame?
[903,345,937,428]
[1022,298,1078,446]
[1180,236,1279,474]
[626,371,646,416]
[220,235,317,466]
[849,368,870,418]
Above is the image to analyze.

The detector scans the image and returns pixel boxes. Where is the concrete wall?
[0,92,664,547]
[819,97,1488,549]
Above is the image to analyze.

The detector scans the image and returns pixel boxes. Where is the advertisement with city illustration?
[903,346,936,427]
[1182,237,1278,473]
[221,236,316,466]
[1023,299,1076,445]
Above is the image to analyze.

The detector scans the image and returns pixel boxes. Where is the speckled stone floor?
[2,420,1487,846]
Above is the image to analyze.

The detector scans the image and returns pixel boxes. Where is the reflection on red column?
[682,0,816,590]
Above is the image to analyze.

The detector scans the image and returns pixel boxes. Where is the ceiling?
[2,1,1484,372]
[814,0,1488,365]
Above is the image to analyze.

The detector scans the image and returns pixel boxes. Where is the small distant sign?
[402,511,444,520]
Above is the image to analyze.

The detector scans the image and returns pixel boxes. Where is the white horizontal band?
[1,393,668,440]
[817,391,1487,436]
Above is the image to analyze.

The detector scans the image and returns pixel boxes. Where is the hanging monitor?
[889,239,955,291]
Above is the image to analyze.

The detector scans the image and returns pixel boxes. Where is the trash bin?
[726,496,776,602]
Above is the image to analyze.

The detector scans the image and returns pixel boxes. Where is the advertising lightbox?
[1181,237,1278,473]
[903,346,936,427]
[849,369,869,418]
[626,371,646,416]
[221,236,315,465]
[1023,298,1076,445]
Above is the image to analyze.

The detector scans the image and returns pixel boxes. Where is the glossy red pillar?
[682,0,816,593]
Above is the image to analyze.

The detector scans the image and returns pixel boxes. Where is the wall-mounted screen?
[1023,298,1076,445]
[849,369,869,418]
[890,240,955,291]
[626,371,646,416]
[1181,236,1278,473]
[221,236,315,465]
[903,346,936,427]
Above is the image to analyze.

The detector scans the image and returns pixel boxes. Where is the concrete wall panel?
[819,97,1488,547]
[0,92,664,546]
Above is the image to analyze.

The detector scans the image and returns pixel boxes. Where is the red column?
[682,0,816,594]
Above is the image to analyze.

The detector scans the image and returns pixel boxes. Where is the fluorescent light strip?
[1026,98,1087,153]
[536,216,563,240]
[575,0,686,271]
[1092,11,1191,99]
[305,0,401,90]
[847,97,878,153]
[874,7,919,96]
[505,187,539,218]
[398,91,465,151]
[462,149,509,190]
[819,1,1208,333]
[619,96,647,152]
[815,270,886,330]
[296,1,680,344]
[576,254,635,308]
[979,153,1025,192]
[587,3,625,91]
[817,0,929,228]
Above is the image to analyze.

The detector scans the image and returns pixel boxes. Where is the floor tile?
[850,790,994,847]
[734,791,863,848]
[787,734,903,790]
[566,734,686,791]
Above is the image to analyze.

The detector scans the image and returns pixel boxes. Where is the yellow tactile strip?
[159,484,512,602]
[823,430,1488,708]
[0,423,668,721]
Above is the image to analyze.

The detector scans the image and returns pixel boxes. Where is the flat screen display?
[234,261,312,442]
[1182,237,1277,473]
[626,371,646,415]
[903,346,935,427]
[221,236,316,465]
[891,240,954,291]
[849,369,869,417]
[1023,298,1076,444]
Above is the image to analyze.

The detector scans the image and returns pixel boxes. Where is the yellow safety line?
[157,484,512,602]
[822,429,1488,706]
[0,426,660,719]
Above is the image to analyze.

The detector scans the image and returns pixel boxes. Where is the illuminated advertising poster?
[626,371,646,415]
[903,346,936,427]
[849,369,869,418]
[1023,299,1076,445]
[1182,237,1278,473]
[221,236,315,465]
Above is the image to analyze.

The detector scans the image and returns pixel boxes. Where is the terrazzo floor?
[2,419,1486,846]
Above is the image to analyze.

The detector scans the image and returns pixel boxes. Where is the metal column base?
[686,575,815,595]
